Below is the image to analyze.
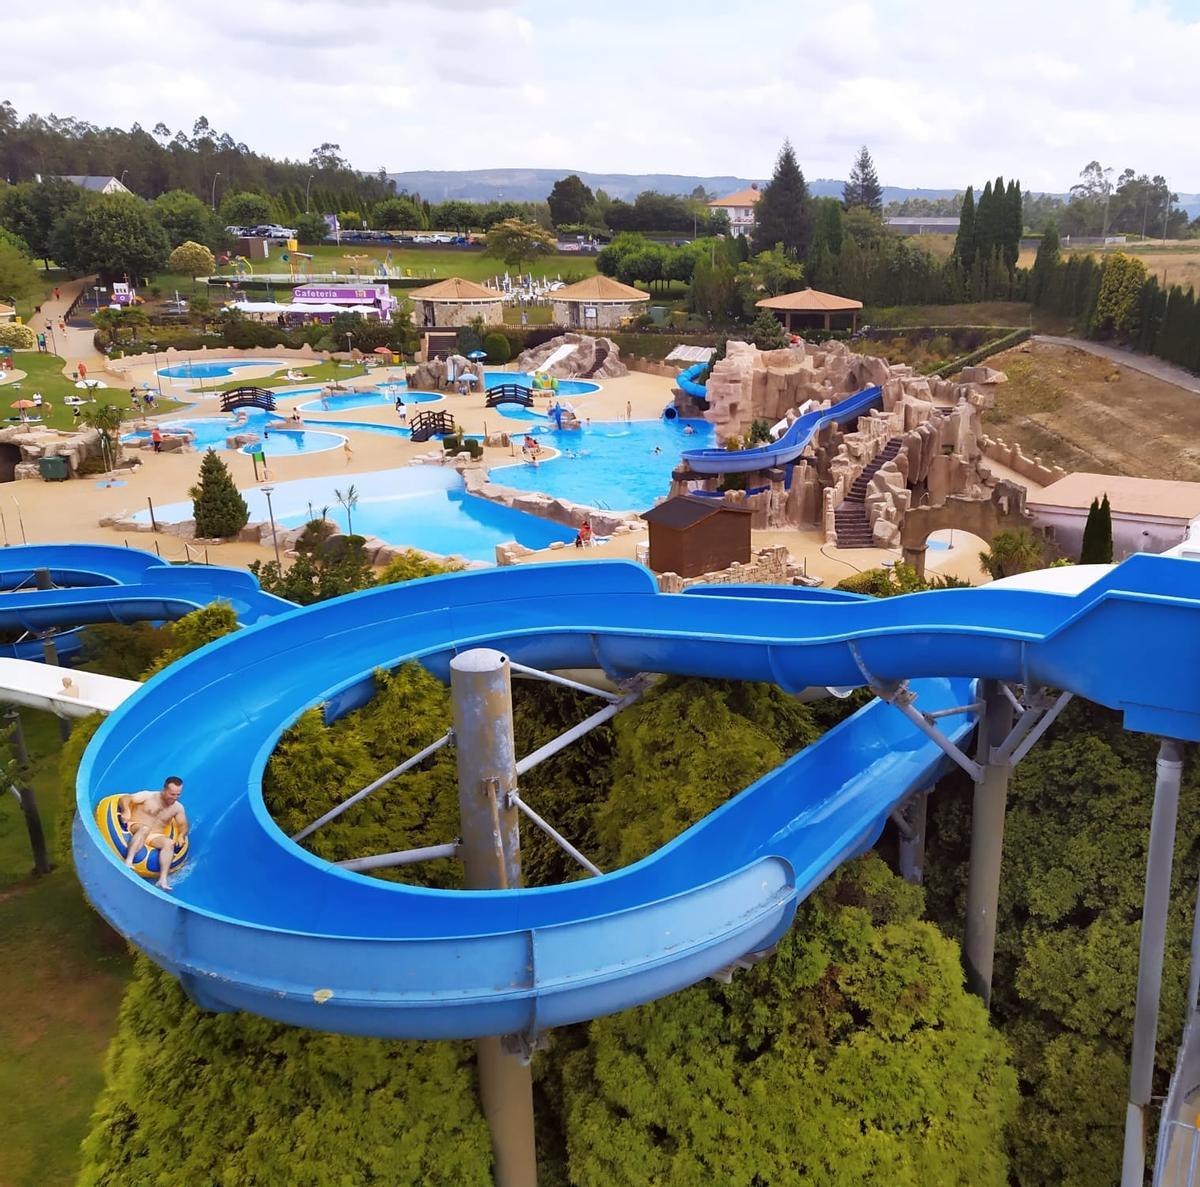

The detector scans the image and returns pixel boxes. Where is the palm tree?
[979,528,1046,580]
[334,485,358,537]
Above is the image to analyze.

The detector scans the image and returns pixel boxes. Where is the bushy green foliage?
[189,448,250,538]
[167,239,214,279]
[0,321,36,350]
[377,550,464,585]
[78,622,175,679]
[50,193,170,278]
[979,527,1046,579]
[556,855,1017,1187]
[151,189,220,249]
[923,700,1200,1185]
[77,957,492,1187]
[835,563,971,597]
[0,236,42,307]
[1090,250,1148,339]
[219,190,272,227]
[145,602,240,675]
[294,211,329,246]
[482,331,510,364]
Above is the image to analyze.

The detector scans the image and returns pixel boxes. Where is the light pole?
[1100,166,1114,241]
[344,331,353,358]
[211,171,221,212]
[150,343,163,398]
[305,174,315,212]
[92,285,102,311]
[261,484,282,567]
[119,169,128,187]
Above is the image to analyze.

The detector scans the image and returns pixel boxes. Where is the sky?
[6,0,1200,192]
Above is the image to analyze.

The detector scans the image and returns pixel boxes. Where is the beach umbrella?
[373,346,394,356]
[75,379,108,389]
[466,349,486,360]
[10,400,35,409]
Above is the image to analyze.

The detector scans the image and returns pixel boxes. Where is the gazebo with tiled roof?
[550,276,649,330]
[756,287,863,333]
[409,277,504,328]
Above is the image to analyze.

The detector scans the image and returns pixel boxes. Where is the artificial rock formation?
[514,334,627,379]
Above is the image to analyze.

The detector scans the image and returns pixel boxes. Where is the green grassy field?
[211,359,367,392]
[2,353,184,431]
[0,710,131,1187]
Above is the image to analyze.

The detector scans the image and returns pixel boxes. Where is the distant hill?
[386,169,1200,219]
[386,168,969,205]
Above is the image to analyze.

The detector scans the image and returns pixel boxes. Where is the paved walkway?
[1033,335,1200,396]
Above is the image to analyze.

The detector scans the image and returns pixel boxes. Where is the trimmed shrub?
[0,322,37,350]
[482,331,510,364]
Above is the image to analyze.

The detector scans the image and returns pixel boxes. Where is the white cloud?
[4,0,1199,191]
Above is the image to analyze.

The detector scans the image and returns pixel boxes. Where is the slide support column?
[964,679,1014,1007]
[897,790,929,885]
[450,648,538,1187]
[1121,738,1185,1187]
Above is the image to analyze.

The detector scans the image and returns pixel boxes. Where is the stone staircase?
[834,437,903,548]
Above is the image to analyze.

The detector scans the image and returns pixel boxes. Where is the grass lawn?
[154,245,601,293]
[14,268,70,322]
[211,359,368,392]
[3,353,185,431]
[0,709,132,1187]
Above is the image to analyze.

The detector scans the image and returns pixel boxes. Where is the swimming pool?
[157,359,288,380]
[491,418,714,512]
[296,387,443,413]
[132,467,574,562]
[484,372,601,397]
[122,411,344,456]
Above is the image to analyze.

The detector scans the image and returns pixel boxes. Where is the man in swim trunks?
[117,777,187,890]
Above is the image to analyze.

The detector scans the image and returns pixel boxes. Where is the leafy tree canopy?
[546,174,594,227]
[218,190,273,227]
[50,193,170,279]
[752,139,812,259]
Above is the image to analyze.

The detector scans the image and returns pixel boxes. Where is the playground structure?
[0,537,1154,1184]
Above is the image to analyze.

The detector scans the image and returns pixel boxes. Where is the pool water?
[484,372,601,397]
[491,418,714,512]
[122,411,344,456]
[296,387,443,413]
[157,359,287,380]
[132,467,574,562]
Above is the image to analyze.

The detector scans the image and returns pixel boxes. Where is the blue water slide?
[681,384,884,475]
[69,552,1200,1041]
[676,362,708,400]
[0,544,292,632]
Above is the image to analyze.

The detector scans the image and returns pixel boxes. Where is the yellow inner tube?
[95,794,188,879]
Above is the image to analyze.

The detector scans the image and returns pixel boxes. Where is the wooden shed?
[641,496,753,578]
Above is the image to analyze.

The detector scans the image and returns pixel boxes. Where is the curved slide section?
[681,384,883,474]
[72,554,1200,1041]
[676,362,708,400]
[0,544,292,632]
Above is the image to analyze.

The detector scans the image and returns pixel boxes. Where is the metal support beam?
[291,731,452,842]
[508,790,602,877]
[1122,738,1186,1187]
[450,649,538,1187]
[896,790,929,885]
[337,842,459,872]
[964,679,1015,1006]
[508,660,623,703]
[515,690,641,777]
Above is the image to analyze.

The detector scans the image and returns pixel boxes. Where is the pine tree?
[190,448,250,538]
[1079,496,1114,563]
[752,140,812,260]
[842,145,883,214]
[749,308,791,350]
[954,186,976,270]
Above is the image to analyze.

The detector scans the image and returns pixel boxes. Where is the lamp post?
[92,285,102,311]
[119,169,128,187]
[344,331,353,358]
[261,484,282,567]
[305,174,315,213]
[211,171,221,212]
[150,343,163,398]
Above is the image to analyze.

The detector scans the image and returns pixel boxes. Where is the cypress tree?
[1031,221,1060,306]
[976,180,995,260]
[752,140,812,260]
[954,186,976,270]
[190,448,250,538]
[1079,496,1113,563]
[1004,179,1022,269]
[842,146,883,214]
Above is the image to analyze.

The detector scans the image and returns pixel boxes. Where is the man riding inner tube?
[95,776,189,889]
